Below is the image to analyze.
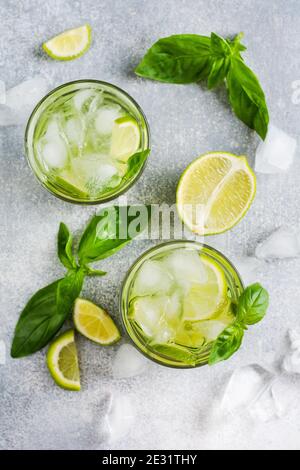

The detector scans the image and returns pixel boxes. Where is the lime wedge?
[183,254,229,321]
[47,330,80,391]
[43,25,91,61]
[55,172,89,198]
[73,298,121,345]
[177,152,256,235]
[110,116,140,162]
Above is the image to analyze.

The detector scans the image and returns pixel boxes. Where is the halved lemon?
[47,330,81,391]
[43,25,91,61]
[74,298,121,345]
[176,152,256,235]
[110,116,140,162]
[183,254,229,321]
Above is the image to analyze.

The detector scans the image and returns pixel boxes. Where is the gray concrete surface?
[1,0,300,450]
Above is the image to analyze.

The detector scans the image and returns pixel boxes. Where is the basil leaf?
[237,283,269,325]
[11,270,84,358]
[83,266,107,277]
[78,205,150,265]
[208,57,230,89]
[135,34,212,84]
[57,222,76,270]
[227,58,269,140]
[210,32,232,56]
[123,149,150,182]
[209,323,244,365]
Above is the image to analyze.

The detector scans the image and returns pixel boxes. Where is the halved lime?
[73,298,121,345]
[176,152,256,235]
[183,254,229,321]
[110,116,140,162]
[47,330,81,391]
[43,25,91,61]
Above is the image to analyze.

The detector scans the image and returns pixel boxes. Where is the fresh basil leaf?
[237,283,269,325]
[210,32,232,57]
[227,58,269,140]
[78,205,150,265]
[11,270,84,358]
[82,266,107,277]
[208,57,230,89]
[135,34,212,84]
[57,222,76,270]
[209,323,244,365]
[123,149,150,182]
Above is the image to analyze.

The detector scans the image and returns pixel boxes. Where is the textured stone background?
[1,0,300,450]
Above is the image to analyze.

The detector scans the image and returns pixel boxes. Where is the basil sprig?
[11,206,150,358]
[209,283,269,365]
[135,32,269,139]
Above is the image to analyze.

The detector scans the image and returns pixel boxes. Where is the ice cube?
[0,76,50,126]
[41,138,68,169]
[64,117,84,143]
[133,260,173,296]
[164,249,207,287]
[112,344,149,378]
[221,364,274,414]
[95,105,122,135]
[255,123,297,173]
[249,384,280,422]
[44,118,61,140]
[270,375,300,417]
[131,296,166,337]
[105,394,135,442]
[73,157,118,191]
[282,329,300,374]
[73,89,94,111]
[232,256,265,285]
[255,227,300,259]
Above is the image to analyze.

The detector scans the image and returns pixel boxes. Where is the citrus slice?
[183,254,229,321]
[176,152,256,235]
[110,116,140,162]
[74,298,121,345]
[47,330,80,391]
[43,25,91,61]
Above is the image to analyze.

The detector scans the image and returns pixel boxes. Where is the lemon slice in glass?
[47,330,81,391]
[74,298,121,345]
[183,255,229,321]
[177,152,256,235]
[110,116,140,162]
[43,25,91,61]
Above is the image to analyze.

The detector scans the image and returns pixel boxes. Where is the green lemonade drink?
[25,80,150,203]
[121,241,243,367]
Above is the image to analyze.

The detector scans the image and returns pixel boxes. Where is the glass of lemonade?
[121,241,243,368]
[25,80,150,203]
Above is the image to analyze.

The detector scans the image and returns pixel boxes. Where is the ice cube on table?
[221,364,274,414]
[95,105,122,135]
[105,394,135,442]
[255,123,297,173]
[255,227,300,259]
[163,249,207,287]
[282,329,300,374]
[41,138,68,169]
[133,260,173,296]
[0,76,50,126]
[112,344,149,378]
[232,256,265,285]
[249,383,280,422]
[270,375,300,417]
